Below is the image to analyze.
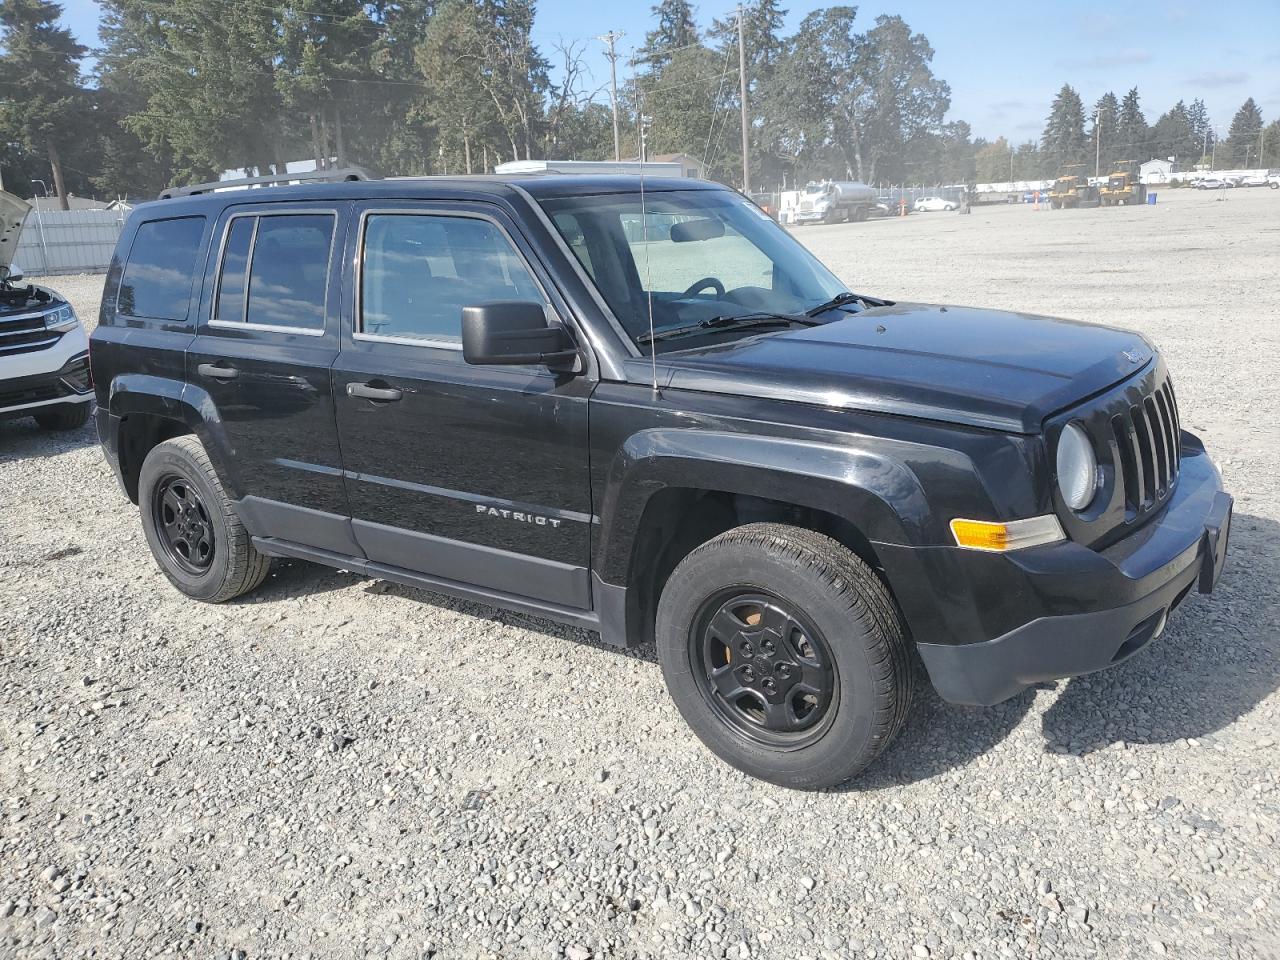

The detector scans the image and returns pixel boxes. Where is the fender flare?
[594,428,937,585]
[107,375,243,499]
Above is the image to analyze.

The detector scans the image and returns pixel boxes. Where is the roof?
[141,174,723,217]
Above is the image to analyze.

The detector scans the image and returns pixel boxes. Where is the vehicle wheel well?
[118,413,192,503]
[624,489,884,647]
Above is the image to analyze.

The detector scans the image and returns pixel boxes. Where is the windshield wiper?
[637,311,817,345]
[805,292,871,317]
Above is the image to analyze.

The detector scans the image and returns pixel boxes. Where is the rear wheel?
[656,523,914,789]
[34,402,90,431]
[138,436,270,602]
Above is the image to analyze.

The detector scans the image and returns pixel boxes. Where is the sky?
[56,0,1280,144]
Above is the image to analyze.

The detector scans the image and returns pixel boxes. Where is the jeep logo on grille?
[1123,348,1143,364]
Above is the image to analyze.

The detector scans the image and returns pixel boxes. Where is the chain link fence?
[14,208,127,277]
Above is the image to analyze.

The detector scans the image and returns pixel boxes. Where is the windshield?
[540,189,846,353]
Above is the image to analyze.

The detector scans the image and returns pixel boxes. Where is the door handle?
[347,382,403,402]
[197,362,239,381]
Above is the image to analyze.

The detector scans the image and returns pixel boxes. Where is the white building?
[1140,158,1179,184]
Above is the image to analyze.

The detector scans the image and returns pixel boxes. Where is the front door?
[188,201,359,555]
[332,201,594,609]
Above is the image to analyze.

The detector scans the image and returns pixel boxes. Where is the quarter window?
[360,214,543,343]
[118,217,206,322]
[214,213,335,330]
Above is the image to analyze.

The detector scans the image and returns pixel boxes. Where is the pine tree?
[1041,83,1087,172]
[1186,98,1213,163]
[1114,87,1147,162]
[1151,100,1197,164]
[640,0,699,72]
[1223,97,1263,168]
[0,0,88,209]
[1091,92,1118,172]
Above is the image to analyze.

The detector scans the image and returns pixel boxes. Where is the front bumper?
[0,351,93,420]
[892,438,1231,706]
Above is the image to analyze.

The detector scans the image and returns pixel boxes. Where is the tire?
[138,435,270,602]
[656,523,914,790]
[34,402,90,431]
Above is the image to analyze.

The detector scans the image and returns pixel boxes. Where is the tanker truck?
[792,180,877,225]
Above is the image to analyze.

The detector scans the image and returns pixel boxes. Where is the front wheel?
[138,436,270,602]
[656,524,914,789]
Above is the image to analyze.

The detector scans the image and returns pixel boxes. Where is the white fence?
[14,208,127,277]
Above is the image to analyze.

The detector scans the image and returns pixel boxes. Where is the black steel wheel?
[138,436,270,602]
[152,474,216,575]
[692,591,836,748]
[656,523,914,790]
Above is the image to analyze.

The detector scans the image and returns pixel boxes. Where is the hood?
[0,190,31,275]
[660,303,1154,434]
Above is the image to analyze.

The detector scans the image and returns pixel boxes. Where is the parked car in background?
[0,191,93,430]
[914,196,956,212]
[1194,178,1228,190]
[1238,175,1269,188]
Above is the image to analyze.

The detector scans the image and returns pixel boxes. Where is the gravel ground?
[2,187,1278,960]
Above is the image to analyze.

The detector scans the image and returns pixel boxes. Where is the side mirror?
[461,301,579,367]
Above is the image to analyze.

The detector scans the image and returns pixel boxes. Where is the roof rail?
[158,166,372,200]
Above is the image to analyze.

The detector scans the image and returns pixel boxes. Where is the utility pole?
[597,31,624,162]
[1094,108,1102,177]
[737,6,750,193]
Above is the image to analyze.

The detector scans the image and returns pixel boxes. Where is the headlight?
[1056,421,1099,511]
[44,304,79,331]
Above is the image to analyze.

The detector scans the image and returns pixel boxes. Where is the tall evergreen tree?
[1114,87,1147,161]
[1090,91,1118,173]
[1151,100,1197,164]
[0,0,88,208]
[1041,83,1087,172]
[1223,97,1263,167]
[640,0,699,72]
[1186,98,1214,161]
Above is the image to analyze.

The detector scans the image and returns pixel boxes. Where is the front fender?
[105,374,243,499]
[594,428,943,584]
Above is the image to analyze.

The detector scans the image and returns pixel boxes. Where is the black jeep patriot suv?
[90,173,1232,789]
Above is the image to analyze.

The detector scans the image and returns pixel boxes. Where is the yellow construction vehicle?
[1047,164,1100,209]
[1099,161,1147,206]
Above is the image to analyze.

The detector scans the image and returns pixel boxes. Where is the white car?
[913,196,956,212]
[1238,175,1269,188]
[0,192,93,431]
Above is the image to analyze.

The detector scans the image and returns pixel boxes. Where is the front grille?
[1108,374,1180,517]
[0,312,60,356]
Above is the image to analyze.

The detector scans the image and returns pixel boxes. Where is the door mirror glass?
[461,300,577,367]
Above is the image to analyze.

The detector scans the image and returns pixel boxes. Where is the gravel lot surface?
[2,188,1277,960]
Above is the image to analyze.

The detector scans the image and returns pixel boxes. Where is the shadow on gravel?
[1041,511,1279,756]
[837,679,1037,791]
[0,415,98,458]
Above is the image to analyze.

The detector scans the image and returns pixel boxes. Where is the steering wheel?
[682,277,725,298]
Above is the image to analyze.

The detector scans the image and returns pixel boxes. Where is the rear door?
[188,201,359,556]
[331,200,594,609]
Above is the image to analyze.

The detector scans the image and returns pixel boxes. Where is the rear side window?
[118,217,206,321]
[214,213,335,330]
[359,214,542,343]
